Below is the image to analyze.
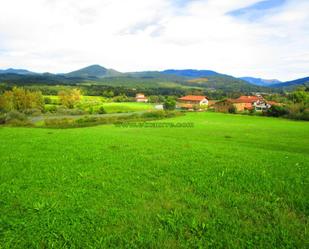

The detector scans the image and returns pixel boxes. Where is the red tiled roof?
[233,96,261,103]
[266,101,279,106]
[178,95,208,101]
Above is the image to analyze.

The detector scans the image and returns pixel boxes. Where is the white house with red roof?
[214,95,275,112]
[135,93,148,103]
[177,95,209,110]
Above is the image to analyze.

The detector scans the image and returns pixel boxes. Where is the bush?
[5,111,27,122]
[0,114,5,124]
[24,108,42,116]
[163,97,176,110]
[88,107,94,114]
[3,111,32,126]
[228,105,237,114]
[44,97,52,104]
[165,111,183,118]
[113,94,129,102]
[249,108,256,115]
[76,116,98,124]
[141,110,183,119]
[142,110,166,119]
[56,107,86,116]
[5,119,33,127]
[45,105,58,113]
[265,105,289,117]
[40,110,184,129]
[44,118,74,128]
[288,113,309,121]
[97,106,106,114]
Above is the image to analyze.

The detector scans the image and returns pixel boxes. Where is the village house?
[214,95,275,112]
[177,95,209,110]
[213,99,237,113]
[135,93,148,103]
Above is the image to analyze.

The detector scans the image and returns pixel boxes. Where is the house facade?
[135,93,148,103]
[214,99,240,112]
[234,96,261,110]
[253,99,271,111]
[177,95,209,110]
[214,96,274,112]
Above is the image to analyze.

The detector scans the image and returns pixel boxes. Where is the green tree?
[289,90,309,104]
[113,94,129,102]
[102,90,114,98]
[163,97,176,110]
[266,105,289,117]
[148,95,159,103]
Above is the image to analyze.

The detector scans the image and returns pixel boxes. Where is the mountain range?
[0,68,36,75]
[0,64,307,90]
[270,76,309,89]
[239,77,281,86]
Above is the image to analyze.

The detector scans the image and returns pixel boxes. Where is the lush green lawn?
[0,112,308,248]
[44,95,154,114]
[99,102,154,113]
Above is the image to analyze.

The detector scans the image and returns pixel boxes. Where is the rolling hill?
[271,76,309,89]
[181,75,270,92]
[161,69,221,78]
[0,68,37,75]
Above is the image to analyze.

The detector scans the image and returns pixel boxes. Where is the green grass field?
[0,112,308,248]
[98,102,154,113]
[44,95,154,114]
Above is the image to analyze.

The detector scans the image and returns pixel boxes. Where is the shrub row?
[263,105,309,121]
[0,111,33,127]
[43,110,184,129]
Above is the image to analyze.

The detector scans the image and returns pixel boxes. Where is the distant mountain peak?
[84,64,107,70]
[65,65,122,78]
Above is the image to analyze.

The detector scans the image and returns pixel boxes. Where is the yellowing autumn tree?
[0,87,44,112]
[58,89,81,109]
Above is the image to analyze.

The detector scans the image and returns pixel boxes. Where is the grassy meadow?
[0,112,308,248]
[44,95,154,114]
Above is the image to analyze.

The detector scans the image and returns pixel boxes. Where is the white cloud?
[0,0,308,80]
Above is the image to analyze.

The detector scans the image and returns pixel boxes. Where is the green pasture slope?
[0,112,308,248]
[44,95,154,114]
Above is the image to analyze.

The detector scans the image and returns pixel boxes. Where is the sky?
[0,0,308,81]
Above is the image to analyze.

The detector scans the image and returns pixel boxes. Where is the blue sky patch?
[227,0,286,20]
[172,0,193,8]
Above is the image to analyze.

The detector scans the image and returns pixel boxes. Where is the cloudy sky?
[0,0,308,80]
